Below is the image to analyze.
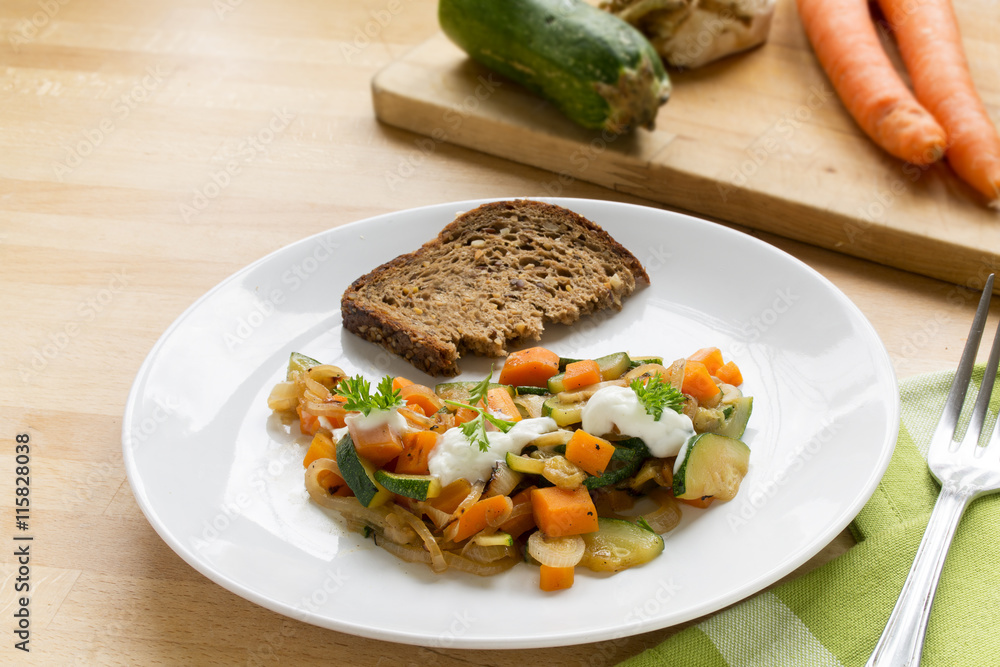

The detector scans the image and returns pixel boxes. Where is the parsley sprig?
[631,373,685,421]
[335,374,403,416]
[444,366,516,453]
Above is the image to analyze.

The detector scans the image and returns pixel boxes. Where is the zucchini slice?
[287,351,321,379]
[579,517,664,572]
[506,452,546,475]
[583,438,649,489]
[335,434,392,508]
[715,396,753,439]
[373,470,442,501]
[673,433,750,502]
[439,0,671,133]
[541,395,585,427]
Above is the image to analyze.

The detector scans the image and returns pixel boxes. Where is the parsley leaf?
[631,373,685,421]
[335,374,403,416]
[444,365,516,453]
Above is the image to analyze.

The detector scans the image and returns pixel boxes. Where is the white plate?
[123,197,899,649]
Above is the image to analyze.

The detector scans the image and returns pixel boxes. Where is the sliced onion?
[624,363,672,384]
[392,505,447,573]
[558,377,629,403]
[643,488,682,534]
[304,476,392,530]
[485,463,522,498]
[451,480,485,521]
[398,405,435,429]
[443,552,520,576]
[307,364,346,384]
[460,543,517,564]
[719,382,742,404]
[527,531,585,568]
[267,381,299,412]
[304,400,349,419]
[304,376,332,401]
[542,456,587,489]
[486,496,513,528]
[417,502,453,531]
[513,394,546,419]
[375,536,433,565]
[384,512,419,546]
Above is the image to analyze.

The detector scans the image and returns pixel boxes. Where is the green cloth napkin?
[619,369,1000,667]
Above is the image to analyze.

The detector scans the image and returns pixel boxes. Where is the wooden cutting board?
[371,0,1000,291]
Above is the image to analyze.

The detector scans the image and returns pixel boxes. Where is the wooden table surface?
[1,0,997,665]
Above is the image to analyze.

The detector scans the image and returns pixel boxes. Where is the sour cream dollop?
[343,407,410,435]
[581,385,695,458]
[428,417,557,486]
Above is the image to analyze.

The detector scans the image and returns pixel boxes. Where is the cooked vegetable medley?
[267,346,753,590]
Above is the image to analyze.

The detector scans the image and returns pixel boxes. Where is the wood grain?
[372,0,1000,292]
[1,0,998,665]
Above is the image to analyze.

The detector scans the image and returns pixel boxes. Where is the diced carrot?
[428,478,472,514]
[688,347,724,375]
[303,432,337,468]
[396,430,438,475]
[677,496,714,509]
[392,376,415,391]
[715,361,743,386]
[498,347,561,387]
[563,359,602,391]
[453,495,513,542]
[316,468,353,497]
[532,486,599,537]
[486,387,522,423]
[682,360,721,403]
[565,430,615,476]
[454,406,480,426]
[347,420,403,468]
[297,405,321,436]
[539,564,575,591]
[500,485,537,539]
[399,384,444,416]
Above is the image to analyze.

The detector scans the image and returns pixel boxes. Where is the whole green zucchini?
[439,0,671,133]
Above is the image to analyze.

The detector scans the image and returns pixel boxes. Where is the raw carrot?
[347,420,403,468]
[565,430,615,476]
[532,486,599,537]
[796,0,947,165]
[303,431,337,468]
[563,359,602,391]
[428,478,473,514]
[682,360,721,402]
[486,387,522,422]
[395,430,438,475]
[399,383,444,416]
[687,347,724,375]
[876,0,1000,204]
[539,564,575,591]
[499,346,561,387]
[715,360,743,386]
[392,376,415,391]
[500,485,537,539]
[453,495,513,542]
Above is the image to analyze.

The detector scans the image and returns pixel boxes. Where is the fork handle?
[866,483,972,667]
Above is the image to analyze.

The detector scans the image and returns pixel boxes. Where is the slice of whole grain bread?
[341,199,650,376]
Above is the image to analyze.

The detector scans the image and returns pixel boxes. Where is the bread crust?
[341,200,650,376]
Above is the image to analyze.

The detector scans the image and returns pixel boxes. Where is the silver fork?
[867,274,1000,666]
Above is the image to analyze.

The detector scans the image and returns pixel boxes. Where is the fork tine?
[932,274,995,446]
[963,299,1000,448]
